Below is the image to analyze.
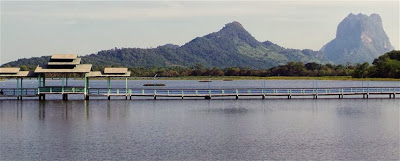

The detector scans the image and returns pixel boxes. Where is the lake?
[0,80,399,160]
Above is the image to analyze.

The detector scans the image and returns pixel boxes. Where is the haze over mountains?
[2,13,394,69]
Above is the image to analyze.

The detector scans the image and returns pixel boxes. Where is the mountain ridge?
[2,21,327,69]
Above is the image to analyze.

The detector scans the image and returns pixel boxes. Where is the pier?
[0,54,399,100]
[0,87,399,100]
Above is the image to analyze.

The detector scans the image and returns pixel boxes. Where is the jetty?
[0,54,399,100]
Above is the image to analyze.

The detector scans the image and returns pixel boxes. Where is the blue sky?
[1,0,399,64]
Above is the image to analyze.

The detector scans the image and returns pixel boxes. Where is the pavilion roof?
[0,68,36,78]
[34,64,92,73]
[86,68,130,77]
[48,58,81,66]
[0,68,20,74]
[50,54,78,60]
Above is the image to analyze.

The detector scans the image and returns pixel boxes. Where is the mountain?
[3,21,327,69]
[321,13,394,64]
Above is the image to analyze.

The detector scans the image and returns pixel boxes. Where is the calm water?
[0,80,399,160]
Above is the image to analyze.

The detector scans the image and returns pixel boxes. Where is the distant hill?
[3,21,327,69]
[321,13,394,64]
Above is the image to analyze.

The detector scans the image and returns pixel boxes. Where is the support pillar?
[38,74,41,87]
[62,94,68,100]
[20,78,23,97]
[125,77,128,96]
[42,75,46,87]
[236,95,238,99]
[262,95,265,99]
[107,77,111,95]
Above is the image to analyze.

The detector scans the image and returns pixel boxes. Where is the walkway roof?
[51,54,78,60]
[48,58,81,66]
[86,68,130,77]
[35,64,92,73]
[0,68,36,78]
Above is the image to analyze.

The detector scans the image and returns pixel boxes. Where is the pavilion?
[0,67,36,99]
[34,54,92,100]
[85,67,131,100]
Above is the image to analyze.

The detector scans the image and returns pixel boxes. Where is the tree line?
[4,50,400,78]
[129,50,400,78]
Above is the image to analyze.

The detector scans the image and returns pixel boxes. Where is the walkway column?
[107,77,111,95]
[125,77,128,99]
[20,78,23,98]
[38,74,41,87]
[42,75,46,87]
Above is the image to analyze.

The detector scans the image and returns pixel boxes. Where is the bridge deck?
[0,87,399,100]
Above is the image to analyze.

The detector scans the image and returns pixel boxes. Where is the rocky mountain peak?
[322,13,394,64]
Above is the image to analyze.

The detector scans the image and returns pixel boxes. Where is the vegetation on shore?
[125,51,399,79]
[2,51,399,80]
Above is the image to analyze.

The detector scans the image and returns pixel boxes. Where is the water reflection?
[39,100,45,120]
[0,99,398,160]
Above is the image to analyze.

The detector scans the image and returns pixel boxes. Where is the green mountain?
[2,21,327,69]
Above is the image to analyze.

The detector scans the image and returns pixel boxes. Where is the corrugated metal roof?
[0,68,20,74]
[104,68,128,74]
[34,64,92,73]
[51,54,78,60]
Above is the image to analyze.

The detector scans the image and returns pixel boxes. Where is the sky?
[1,0,399,65]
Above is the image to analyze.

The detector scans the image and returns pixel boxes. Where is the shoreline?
[115,76,399,81]
[1,76,398,81]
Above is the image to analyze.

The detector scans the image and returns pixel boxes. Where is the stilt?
[154,96,156,100]
[85,95,89,100]
[393,93,396,98]
[62,94,68,100]
[389,94,392,98]
[130,96,132,100]
[235,95,238,99]
[205,96,211,99]
[108,96,110,100]
[262,95,265,99]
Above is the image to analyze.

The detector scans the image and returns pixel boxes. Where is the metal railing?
[86,87,400,96]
